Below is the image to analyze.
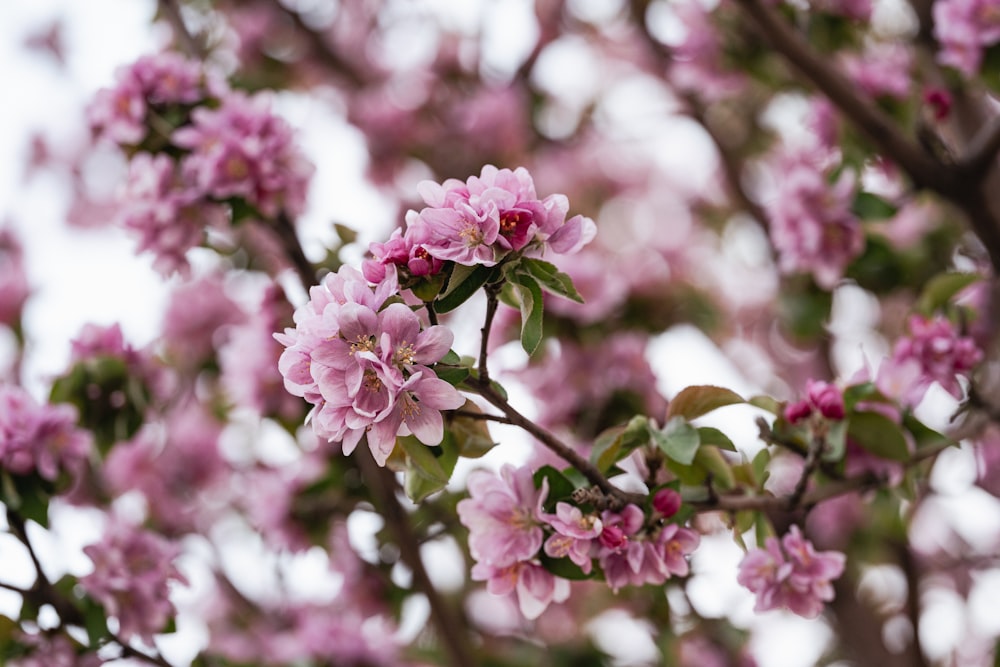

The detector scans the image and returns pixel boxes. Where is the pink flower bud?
[784,399,813,424]
[807,381,845,420]
[598,525,627,550]
[653,488,682,518]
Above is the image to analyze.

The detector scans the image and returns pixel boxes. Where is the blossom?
[409,165,596,266]
[458,464,549,568]
[841,42,911,99]
[596,504,699,592]
[542,502,603,574]
[0,385,92,483]
[934,0,1000,75]
[784,379,845,424]
[276,266,461,465]
[80,518,187,643]
[881,314,982,406]
[737,525,845,618]
[173,91,314,218]
[87,51,211,146]
[116,152,225,276]
[766,147,864,289]
[0,226,29,329]
[471,559,571,619]
[653,488,683,518]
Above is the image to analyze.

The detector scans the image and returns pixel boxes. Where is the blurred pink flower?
[934,0,1000,75]
[737,525,845,618]
[0,385,92,483]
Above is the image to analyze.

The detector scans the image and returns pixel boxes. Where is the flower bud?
[598,525,627,550]
[653,488,682,518]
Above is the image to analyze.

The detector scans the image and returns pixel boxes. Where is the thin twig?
[355,448,475,667]
[274,212,317,288]
[466,378,646,508]
[478,285,500,385]
[157,0,205,59]
[452,409,513,425]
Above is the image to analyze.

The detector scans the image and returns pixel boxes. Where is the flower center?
[459,223,484,247]
[395,342,416,366]
[350,334,376,355]
[362,370,383,393]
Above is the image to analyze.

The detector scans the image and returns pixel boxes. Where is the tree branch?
[957,114,1000,179]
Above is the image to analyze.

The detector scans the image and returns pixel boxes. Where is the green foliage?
[667,385,745,421]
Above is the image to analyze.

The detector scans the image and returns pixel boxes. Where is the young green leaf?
[847,411,910,461]
[435,263,496,313]
[668,385,744,421]
[521,257,584,302]
[651,417,701,465]
[513,274,545,356]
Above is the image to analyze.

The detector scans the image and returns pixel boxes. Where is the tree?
[2,0,1000,665]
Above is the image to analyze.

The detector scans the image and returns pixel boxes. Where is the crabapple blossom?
[737,525,845,618]
[599,502,700,593]
[0,385,92,483]
[173,91,313,218]
[276,265,461,465]
[882,314,982,406]
[783,379,845,424]
[80,518,187,643]
[409,165,596,266]
[471,559,571,620]
[933,0,1000,75]
[542,502,603,574]
[766,146,864,289]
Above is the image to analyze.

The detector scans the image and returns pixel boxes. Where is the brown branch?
[452,409,513,425]
[157,0,206,59]
[957,114,1000,178]
[466,378,646,508]
[478,285,500,385]
[355,448,476,667]
[274,212,317,288]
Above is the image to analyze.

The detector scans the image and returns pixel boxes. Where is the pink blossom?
[0,385,92,483]
[173,91,313,218]
[87,51,211,146]
[783,379,845,424]
[669,1,746,101]
[162,273,246,370]
[653,488,683,518]
[80,518,187,643]
[9,633,102,667]
[884,315,982,406]
[471,560,571,619]
[766,147,864,289]
[362,224,445,284]
[0,226,30,328]
[841,43,911,99]
[117,152,225,276]
[542,502,603,574]
[458,464,548,568]
[409,165,596,266]
[276,266,461,465]
[103,401,227,534]
[737,525,845,618]
[934,0,1000,75]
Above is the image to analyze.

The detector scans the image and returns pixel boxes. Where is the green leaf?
[333,223,358,245]
[847,411,910,461]
[435,365,470,387]
[825,419,848,462]
[668,385,744,421]
[843,382,878,412]
[521,258,584,302]
[533,465,578,511]
[916,272,981,316]
[411,272,447,302]
[591,416,650,473]
[694,446,735,490]
[439,349,462,366]
[398,435,456,502]
[80,596,109,647]
[446,400,496,458]
[903,414,957,451]
[651,417,701,465]
[748,395,781,415]
[538,552,595,580]
[513,274,544,356]
[435,264,495,313]
[751,448,771,488]
[851,191,899,221]
[697,426,737,452]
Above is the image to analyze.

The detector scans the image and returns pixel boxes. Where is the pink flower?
[784,379,845,424]
[173,91,313,218]
[542,502,603,574]
[117,152,225,276]
[87,52,212,146]
[841,43,911,99]
[884,315,982,406]
[766,147,864,289]
[458,464,548,568]
[0,385,92,483]
[934,0,1000,75]
[653,488,683,518]
[737,525,845,619]
[276,266,461,465]
[471,559,571,619]
[362,224,445,284]
[80,518,187,643]
[162,273,246,370]
[0,226,30,329]
[409,165,595,266]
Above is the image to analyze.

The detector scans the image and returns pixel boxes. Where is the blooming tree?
[3,0,1000,666]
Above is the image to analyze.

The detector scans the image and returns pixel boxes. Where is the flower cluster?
[0,385,92,483]
[737,525,846,618]
[766,147,864,289]
[784,379,845,424]
[880,314,982,406]
[933,0,1000,76]
[275,266,463,465]
[89,52,313,275]
[458,465,700,616]
[80,518,187,643]
[363,165,595,283]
